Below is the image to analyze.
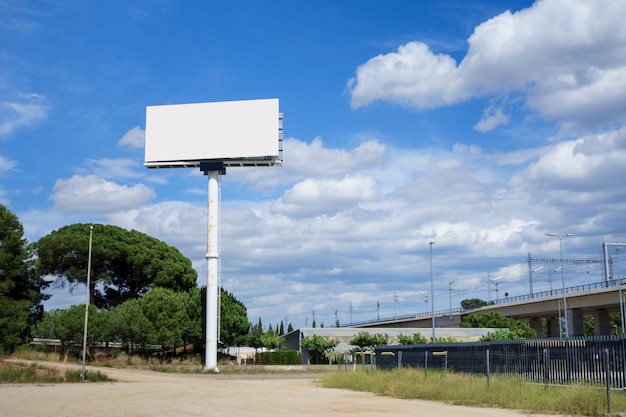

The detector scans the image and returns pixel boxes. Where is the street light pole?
[429,241,435,342]
[546,233,574,338]
[81,225,93,381]
[617,247,624,335]
[448,280,454,310]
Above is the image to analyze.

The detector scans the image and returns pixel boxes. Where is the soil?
[0,360,559,417]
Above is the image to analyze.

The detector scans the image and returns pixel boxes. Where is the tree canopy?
[0,204,48,353]
[34,286,252,358]
[348,331,389,350]
[36,223,197,308]
[301,335,338,364]
[460,298,488,309]
[397,332,429,345]
[218,289,251,349]
[460,312,537,339]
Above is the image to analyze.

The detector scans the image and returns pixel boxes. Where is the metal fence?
[376,336,626,388]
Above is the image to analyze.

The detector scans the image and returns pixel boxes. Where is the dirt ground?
[1,361,558,417]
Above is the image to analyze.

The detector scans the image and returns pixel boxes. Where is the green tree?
[261,332,284,350]
[397,332,429,345]
[348,332,388,365]
[461,312,536,339]
[218,289,251,349]
[301,335,338,364]
[34,305,87,357]
[480,328,535,341]
[112,298,156,354]
[36,223,197,308]
[349,331,388,350]
[140,288,191,358]
[460,298,488,310]
[0,204,48,353]
[247,317,265,353]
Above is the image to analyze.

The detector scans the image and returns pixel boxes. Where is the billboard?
[144,98,282,168]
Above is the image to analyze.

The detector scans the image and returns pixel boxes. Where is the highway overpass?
[352,279,625,337]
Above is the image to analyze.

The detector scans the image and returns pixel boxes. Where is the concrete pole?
[206,171,220,372]
[429,242,435,342]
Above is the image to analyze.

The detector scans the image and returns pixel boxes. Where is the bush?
[256,350,300,365]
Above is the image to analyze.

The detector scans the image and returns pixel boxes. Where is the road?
[0,361,558,417]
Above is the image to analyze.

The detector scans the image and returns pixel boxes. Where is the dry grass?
[0,360,111,383]
[320,367,626,417]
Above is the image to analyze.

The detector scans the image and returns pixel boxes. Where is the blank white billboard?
[144,98,281,168]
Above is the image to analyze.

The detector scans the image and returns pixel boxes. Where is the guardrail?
[346,279,625,327]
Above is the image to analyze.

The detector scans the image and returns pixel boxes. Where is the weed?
[320,367,626,417]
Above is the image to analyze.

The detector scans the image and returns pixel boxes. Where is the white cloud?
[118,126,145,148]
[0,154,17,174]
[0,100,47,138]
[81,158,144,180]
[272,175,380,217]
[50,175,155,213]
[347,42,460,109]
[474,102,509,132]
[347,0,626,131]
[226,137,387,191]
[31,127,626,326]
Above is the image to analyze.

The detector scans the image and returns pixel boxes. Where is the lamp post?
[448,280,455,310]
[488,274,502,303]
[617,247,624,335]
[546,233,574,338]
[81,225,93,381]
[429,241,435,342]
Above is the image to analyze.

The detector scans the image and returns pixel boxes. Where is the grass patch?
[64,369,112,382]
[320,367,626,417]
[0,360,112,383]
[0,362,65,383]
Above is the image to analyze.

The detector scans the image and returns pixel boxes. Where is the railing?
[345,279,625,327]
[376,335,626,389]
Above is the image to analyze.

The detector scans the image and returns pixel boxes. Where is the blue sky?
[2,0,626,328]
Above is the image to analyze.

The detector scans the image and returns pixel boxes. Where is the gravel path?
[1,360,559,417]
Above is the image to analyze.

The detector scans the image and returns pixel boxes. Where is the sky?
[2,0,626,329]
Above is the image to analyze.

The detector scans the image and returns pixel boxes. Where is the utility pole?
[448,280,454,310]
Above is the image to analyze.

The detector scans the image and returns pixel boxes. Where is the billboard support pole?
[143,99,282,372]
[202,162,225,372]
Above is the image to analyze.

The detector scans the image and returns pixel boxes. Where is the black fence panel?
[375,335,626,388]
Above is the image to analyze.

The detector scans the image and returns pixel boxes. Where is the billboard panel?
[144,98,282,168]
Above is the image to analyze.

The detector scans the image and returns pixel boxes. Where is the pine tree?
[0,204,48,353]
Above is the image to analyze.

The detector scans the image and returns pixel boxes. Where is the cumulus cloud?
[226,137,387,191]
[272,175,380,217]
[38,127,626,324]
[118,126,145,148]
[511,127,626,193]
[50,175,155,213]
[347,0,626,131]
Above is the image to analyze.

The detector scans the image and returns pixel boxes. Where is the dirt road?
[1,361,553,417]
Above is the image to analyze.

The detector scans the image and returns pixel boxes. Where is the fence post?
[397,350,402,369]
[622,334,626,389]
[543,348,549,390]
[424,351,428,378]
[604,348,611,415]
[486,349,490,388]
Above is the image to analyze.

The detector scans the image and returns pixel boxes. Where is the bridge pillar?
[568,308,585,337]
[592,308,611,336]
[547,317,561,337]
[529,318,543,337]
